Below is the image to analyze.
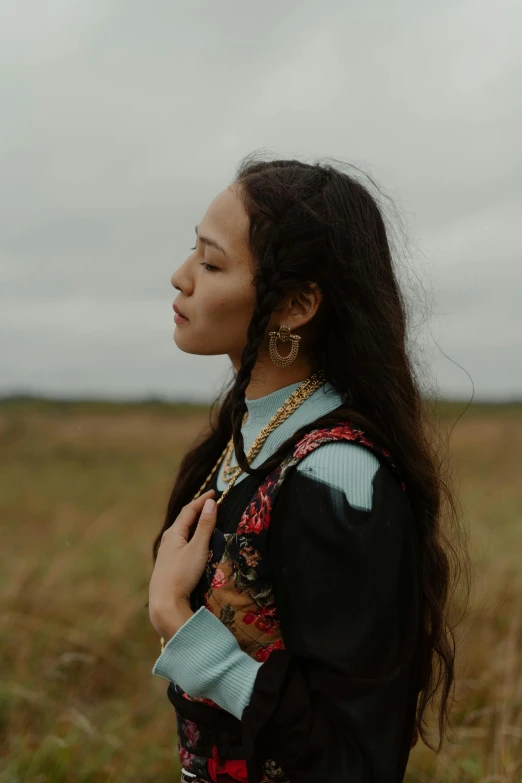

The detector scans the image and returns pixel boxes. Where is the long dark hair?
[153,151,470,752]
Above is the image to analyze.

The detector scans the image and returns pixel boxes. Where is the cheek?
[204,282,255,323]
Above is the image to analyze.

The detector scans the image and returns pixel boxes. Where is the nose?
[171,266,188,291]
[171,248,197,293]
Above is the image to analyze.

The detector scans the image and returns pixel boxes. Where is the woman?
[148,154,468,783]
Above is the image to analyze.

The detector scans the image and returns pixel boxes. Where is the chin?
[173,329,186,349]
[173,330,200,354]
[173,334,223,357]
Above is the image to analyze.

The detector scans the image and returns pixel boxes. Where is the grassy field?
[0,397,521,782]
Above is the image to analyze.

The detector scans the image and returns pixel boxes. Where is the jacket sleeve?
[152,604,263,716]
[240,458,422,783]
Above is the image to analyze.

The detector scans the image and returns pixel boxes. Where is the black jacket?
[241,460,423,782]
[169,428,423,782]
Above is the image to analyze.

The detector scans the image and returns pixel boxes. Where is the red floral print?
[237,486,272,534]
[255,637,285,662]
[184,719,200,748]
[242,604,280,635]
[211,567,227,589]
[207,744,249,783]
[180,746,196,769]
[238,544,261,568]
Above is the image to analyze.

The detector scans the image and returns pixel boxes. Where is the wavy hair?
[152,151,470,752]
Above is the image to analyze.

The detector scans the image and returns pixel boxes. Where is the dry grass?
[0,398,521,782]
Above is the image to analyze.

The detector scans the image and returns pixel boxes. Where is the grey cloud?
[0,0,520,401]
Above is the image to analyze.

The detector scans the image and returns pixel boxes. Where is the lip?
[173,303,189,321]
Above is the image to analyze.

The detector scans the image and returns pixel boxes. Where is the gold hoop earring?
[268,325,301,367]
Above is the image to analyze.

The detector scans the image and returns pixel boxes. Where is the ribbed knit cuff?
[152,606,263,720]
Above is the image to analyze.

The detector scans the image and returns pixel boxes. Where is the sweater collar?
[244,378,338,434]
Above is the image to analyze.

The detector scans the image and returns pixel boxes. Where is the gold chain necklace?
[159,369,325,651]
[200,369,325,507]
[221,372,324,483]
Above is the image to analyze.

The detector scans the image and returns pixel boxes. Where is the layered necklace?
[194,369,326,508]
[159,369,326,651]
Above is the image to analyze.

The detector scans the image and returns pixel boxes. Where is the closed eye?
[190,245,219,272]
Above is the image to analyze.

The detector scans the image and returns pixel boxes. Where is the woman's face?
[170,183,257,369]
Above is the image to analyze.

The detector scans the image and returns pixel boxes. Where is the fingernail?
[203,498,215,513]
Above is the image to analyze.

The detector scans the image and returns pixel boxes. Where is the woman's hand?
[149,489,218,641]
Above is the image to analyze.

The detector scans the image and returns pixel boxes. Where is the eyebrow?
[195,225,228,257]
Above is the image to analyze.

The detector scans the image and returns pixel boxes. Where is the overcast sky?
[1,0,520,403]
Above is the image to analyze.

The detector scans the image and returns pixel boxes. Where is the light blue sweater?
[152,380,380,719]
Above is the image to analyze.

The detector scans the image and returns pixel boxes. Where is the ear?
[285,282,323,328]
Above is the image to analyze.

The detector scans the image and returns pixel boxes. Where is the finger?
[174,489,216,539]
[189,496,218,547]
